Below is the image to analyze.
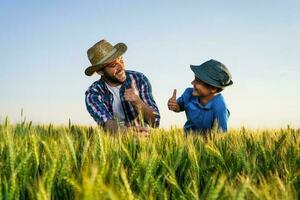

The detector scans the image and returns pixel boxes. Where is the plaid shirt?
[85,70,160,127]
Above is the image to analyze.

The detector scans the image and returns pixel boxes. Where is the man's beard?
[103,70,126,84]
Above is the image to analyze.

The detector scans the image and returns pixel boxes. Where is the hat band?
[94,48,117,66]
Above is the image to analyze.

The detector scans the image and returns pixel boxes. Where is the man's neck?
[102,77,122,87]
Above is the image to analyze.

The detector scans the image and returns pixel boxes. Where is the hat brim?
[84,43,127,76]
[190,65,233,89]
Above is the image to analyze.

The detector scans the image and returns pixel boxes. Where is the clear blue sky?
[1,0,300,129]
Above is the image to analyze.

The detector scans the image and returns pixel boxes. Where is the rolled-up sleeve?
[85,89,113,126]
[140,74,160,127]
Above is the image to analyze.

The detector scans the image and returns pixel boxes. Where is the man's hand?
[125,78,157,127]
[104,120,149,137]
[124,79,142,107]
[168,89,181,112]
[131,125,150,137]
[104,120,121,135]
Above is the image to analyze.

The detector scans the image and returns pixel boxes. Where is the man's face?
[191,76,216,97]
[100,57,126,84]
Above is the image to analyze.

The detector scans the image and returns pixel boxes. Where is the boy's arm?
[214,107,229,132]
[168,89,181,112]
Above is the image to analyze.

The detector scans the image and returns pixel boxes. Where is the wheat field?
[0,118,299,200]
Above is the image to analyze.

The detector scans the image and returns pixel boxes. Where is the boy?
[168,59,233,134]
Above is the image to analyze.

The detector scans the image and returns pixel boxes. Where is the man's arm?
[104,119,123,134]
[85,89,115,134]
[124,77,160,127]
[132,98,158,127]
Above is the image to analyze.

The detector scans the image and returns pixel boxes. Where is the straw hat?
[190,59,233,89]
[84,39,127,76]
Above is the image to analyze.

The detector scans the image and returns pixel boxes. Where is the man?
[84,39,160,134]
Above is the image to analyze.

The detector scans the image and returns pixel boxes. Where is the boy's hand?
[167,89,181,112]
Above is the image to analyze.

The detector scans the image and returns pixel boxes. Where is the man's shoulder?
[125,70,151,84]
[86,79,106,94]
[126,70,146,78]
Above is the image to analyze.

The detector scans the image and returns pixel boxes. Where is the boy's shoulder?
[212,94,228,110]
[183,87,193,96]
[178,88,194,103]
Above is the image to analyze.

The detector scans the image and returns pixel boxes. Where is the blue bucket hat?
[190,59,233,89]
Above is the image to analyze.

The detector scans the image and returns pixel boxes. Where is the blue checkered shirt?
[85,70,160,127]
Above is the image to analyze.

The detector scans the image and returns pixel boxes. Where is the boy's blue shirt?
[177,88,230,133]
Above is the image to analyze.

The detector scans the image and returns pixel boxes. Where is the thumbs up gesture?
[125,79,142,106]
[168,89,180,112]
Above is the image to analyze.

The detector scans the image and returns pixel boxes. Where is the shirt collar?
[194,93,221,110]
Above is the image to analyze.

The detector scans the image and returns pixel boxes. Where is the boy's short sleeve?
[176,88,193,111]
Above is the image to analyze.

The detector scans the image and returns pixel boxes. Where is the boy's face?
[191,77,217,97]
